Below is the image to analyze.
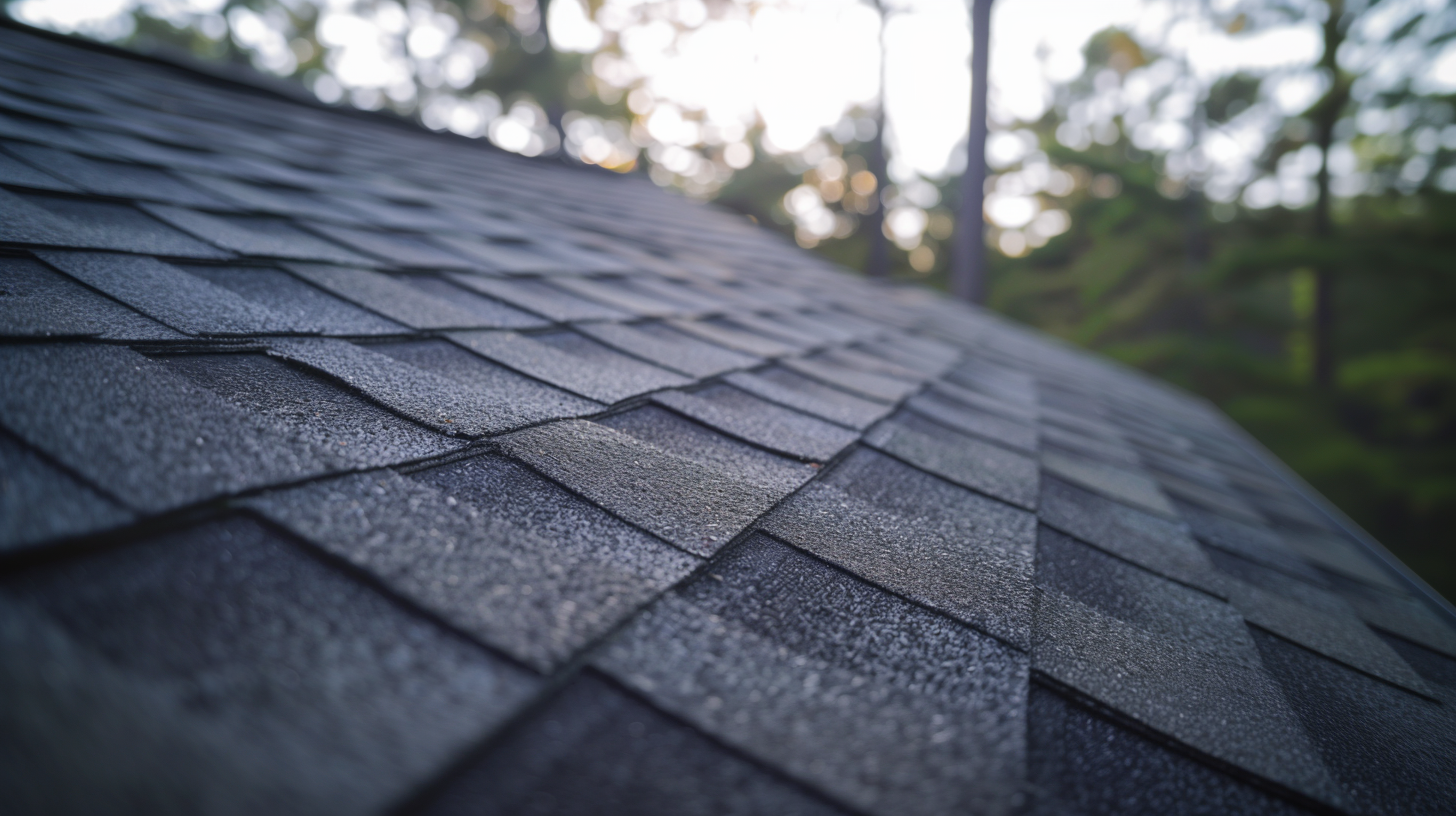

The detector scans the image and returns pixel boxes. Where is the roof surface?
[1,21,1454,816]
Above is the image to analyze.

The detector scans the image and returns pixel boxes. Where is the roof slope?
[1,21,1453,816]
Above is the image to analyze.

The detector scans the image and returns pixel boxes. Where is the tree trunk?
[865,1,890,279]
[952,0,992,303]
[1312,0,1346,387]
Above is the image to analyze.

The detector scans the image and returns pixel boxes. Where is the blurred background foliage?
[6,0,1455,598]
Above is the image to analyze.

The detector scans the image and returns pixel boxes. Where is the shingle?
[447,272,631,321]
[651,383,857,462]
[595,534,1030,816]
[281,263,536,330]
[778,355,917,403]
[267,337,588,437]
[249,461,697,672]
[1379,631,1456,701]
[303,222,476,269]
[179,264,407,336]
[0,514,539,816]
[0,344,344,513]
[930,379,1039,423]
[0,429,133,552]
[1276,528,1405,593]
[434,236,570,274]
[158,352,461,465]
[0,189,232,258]
[760,447,1037,648]
[497,419,795,556]
[1040,423,1142,467]
[816,345,927,383]
[549,275,685,317]
[1156,469,1266,525]
[598,405,817,496]
[865,410,1039,509]
[447,329,690,404]
[724,312,824,349]
[726,367,892,430]
[1026,684,1315,816]
[420,670,849,816]
[1037,526,1260,663]
[1251,628,1456,816]
[142,204,375,264]
[667,317,797,358]
[859,333,960,376]
[0,147,78,191]
[1315,569,1456,659]
[0,255,186,340]
[1176,499,1326,583]
[902,394,1036,460]
[396,275,545,328]
[1041,450,1177,518]
[574,320,758,378]
[37,250,294,336]
[3,142,228,207]
[1039,476,1222,597]
[1220,575,1429,695]
[1032,589,1344,809]
[180,172,371,224]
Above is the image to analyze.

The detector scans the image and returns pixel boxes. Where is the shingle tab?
[0,189,232,257]
[1032,589,1344,809]
[595,534,1030,816]
[779,355,918,403]
[761,447,1037,647]
[268,337,590,437]
[448,329,690,403]
[283,263,539,330]
[1221,576,1429,695]
[0,255,186,340]
[38,250,294,336]
[143,204,375,264]
[4,142,227,207]
[1040,476,1221,596]
[0,430,133,552]
[421,670,850,816]
[0,515,539,816]
[0,343,341,512]
[1027,685,1314,816]
[0,146,78,191]
[158,352,461,465]
[497,419,797,556]
[304,222,477,269]
[574,320,758,377]
[1041,450,1177,518]
[726,367,892,430]
[906,390,1039,453]
[1252,628,1456,816]
[180,264,407,336]
[249,461,697,672]
[447,273,631,322]
[865,410,1038,509]
[651,383,857,462]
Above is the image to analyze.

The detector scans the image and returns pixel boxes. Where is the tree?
[951,0,992,303]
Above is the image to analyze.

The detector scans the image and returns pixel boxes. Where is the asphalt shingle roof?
[2,19,1455,816]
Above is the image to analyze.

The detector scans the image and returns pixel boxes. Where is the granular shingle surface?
[4,23,1453,816]
[865,410,1039,509]
[0,515,539,816]
[0,255,186,340]
[761,447,1037,648]
[595,534,1031,816]
[651,383,858,462]
[421,670,850,816]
